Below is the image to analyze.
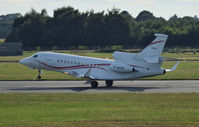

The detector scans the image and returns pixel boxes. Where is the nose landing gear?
[37,69,42,80]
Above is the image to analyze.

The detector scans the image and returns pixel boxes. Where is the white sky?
[0,0,198,19]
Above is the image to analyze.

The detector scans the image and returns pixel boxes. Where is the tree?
[5,7,199,49]
[135,10,156,22]
[6,9,49,48]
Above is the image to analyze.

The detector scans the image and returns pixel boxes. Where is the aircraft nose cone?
[19,58,26,65]
[19,58,30,66]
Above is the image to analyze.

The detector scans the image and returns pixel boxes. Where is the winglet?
[165,62,179,72]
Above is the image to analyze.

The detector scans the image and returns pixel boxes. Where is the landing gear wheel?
[37,75,41,79]
[91,81,98,88]
[105,80,113,87]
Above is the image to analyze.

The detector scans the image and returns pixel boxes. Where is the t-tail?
[138,33,179,72]
[139,34,168,64]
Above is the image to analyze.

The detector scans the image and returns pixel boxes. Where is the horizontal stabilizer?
[165,62,179,72]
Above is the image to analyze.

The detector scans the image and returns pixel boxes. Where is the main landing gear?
[91,80,98,88]
[105,80,113,87]
[90,80,114,88]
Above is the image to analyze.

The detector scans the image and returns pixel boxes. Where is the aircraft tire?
[37,75,41,79]
[105,80,113,87]
[91,81,98,88]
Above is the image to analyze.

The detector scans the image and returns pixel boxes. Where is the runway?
[0,80,199,93]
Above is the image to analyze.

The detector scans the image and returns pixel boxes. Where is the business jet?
[19,34,179,88]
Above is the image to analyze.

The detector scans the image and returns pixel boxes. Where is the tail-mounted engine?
[110,62,135,73]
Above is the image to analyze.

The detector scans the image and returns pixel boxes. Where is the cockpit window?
[33,54,38,58]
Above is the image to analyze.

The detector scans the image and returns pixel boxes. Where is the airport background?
[1,5,199,127]
[1,6,199,50]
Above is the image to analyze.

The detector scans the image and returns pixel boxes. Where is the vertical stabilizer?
[139,34,168,63]
[140,34,168,56]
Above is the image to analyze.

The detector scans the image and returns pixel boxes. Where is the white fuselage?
[20,51,165,80]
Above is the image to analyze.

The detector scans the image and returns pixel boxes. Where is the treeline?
[5,6,199,49]
[0,13,20,38]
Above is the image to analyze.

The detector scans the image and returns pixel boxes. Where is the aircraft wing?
[65,68,95,80]
[65,71,81,78]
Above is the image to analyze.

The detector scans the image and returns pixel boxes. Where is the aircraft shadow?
[7,86,170,92]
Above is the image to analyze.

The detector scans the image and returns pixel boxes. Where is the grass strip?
[0,93,199,127]
[1,51,199,62]
[0,61,199,80]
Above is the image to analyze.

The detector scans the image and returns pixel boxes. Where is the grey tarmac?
[0,80,199,93]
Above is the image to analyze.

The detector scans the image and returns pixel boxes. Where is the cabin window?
[57,60,59,63]
[61,60,63,63]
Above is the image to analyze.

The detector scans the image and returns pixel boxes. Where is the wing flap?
[64,68,95,80]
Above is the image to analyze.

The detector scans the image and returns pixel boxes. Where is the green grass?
[0,51,113,62]
[0,50,199,80]
[0,61,199,80]
[162,52,199,61]
[0,62,78,80]
[0,39,5,43]
[0,93,199,127]
[1,51,199,62]
[145,61,199,80]
[0,51,34,62]
[162,52,199,58]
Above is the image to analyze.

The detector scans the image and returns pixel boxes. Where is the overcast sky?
[0,0,198,19]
